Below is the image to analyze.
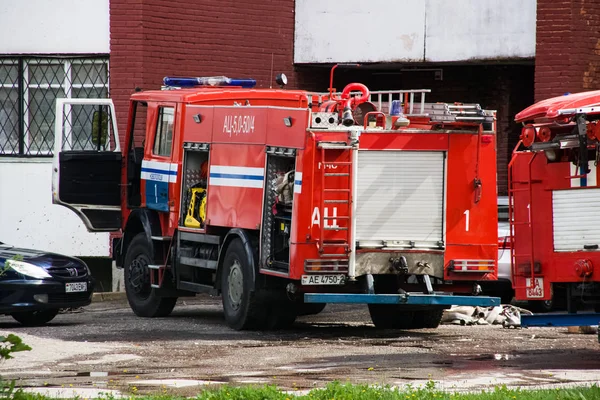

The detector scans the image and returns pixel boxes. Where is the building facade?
[0,1,111,263]
[0,0,594,291]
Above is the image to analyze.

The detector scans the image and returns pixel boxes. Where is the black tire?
[11,309,59,326]
[411,308,445,329]
[500,291,514,305]
[265,304,297,330]
[528,299,554,313]
[221,238,266,330]
[367,275,414,329]
[124,233,177,318]
[368,305,414,329]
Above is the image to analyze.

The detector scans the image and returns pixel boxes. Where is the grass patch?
[7,381,600,400]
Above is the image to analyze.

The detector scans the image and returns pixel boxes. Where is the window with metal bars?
[0,56,109,157]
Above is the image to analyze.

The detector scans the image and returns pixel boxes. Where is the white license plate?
[525,278,544,298]
[65,282,87,293]
[301,274,345,285]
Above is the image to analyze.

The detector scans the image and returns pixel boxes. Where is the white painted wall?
[0,160,110,257]
[0,0,110,54]
[294,0,536,64]
[0,1,111,257]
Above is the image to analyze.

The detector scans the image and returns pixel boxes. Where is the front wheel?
[124,233,177,317]
[12,309,59,326]
[221,238,266,330]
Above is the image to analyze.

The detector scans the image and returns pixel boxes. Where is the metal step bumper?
[304,293,500,307]
[520,313,600,327]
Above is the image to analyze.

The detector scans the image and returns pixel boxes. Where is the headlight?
[5,260,52,279]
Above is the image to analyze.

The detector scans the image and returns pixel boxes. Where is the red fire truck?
[52,70,500,330]
[510,90,600,327]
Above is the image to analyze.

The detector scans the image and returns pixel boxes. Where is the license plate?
[301,274,345,285]
[65,282,87,293]
[525,278,544,298]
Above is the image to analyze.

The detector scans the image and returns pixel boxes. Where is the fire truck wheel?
[265,303,297,330]
[411,308,445,329]
[527,299,554,313]
[221,238,266,330]
[368,305,415,329]
[124,233,177,318]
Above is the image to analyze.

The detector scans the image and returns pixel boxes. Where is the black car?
[0,242,94,326]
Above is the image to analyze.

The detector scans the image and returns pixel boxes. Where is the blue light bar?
[163,76,256,89]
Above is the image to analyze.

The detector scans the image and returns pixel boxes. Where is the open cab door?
[52,98,122,232]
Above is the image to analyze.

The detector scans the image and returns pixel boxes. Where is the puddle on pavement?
[465,354,518,361]
[75,370,144,377]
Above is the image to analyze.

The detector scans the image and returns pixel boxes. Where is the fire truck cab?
[52,72,500,330]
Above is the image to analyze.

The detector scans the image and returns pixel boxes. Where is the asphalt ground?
[1,295,599,397]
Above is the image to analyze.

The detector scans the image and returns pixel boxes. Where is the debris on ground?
[441,305,533,328]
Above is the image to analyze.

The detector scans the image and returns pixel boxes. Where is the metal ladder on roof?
[508,143,537,289]
[307,89,494,124]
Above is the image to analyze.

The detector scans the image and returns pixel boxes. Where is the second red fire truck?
[510,90,600,328]
[52,70,500,330]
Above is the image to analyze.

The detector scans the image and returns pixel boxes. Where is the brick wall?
[535,0,600,101]
[110,0,298,138]
[109,0,144,138]
[109,1,533,195]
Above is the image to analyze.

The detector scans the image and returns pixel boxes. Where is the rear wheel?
[221,238,266,330]
[527,299,554,313]
[265,303,297,330]
[124,233,177,317]
[368,305,414,329]
[368,275,415,329]
[12,309,59,326]
[411,308,445,329]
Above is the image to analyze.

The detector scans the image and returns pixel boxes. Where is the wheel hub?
[228,260,244,311]
[129,255,151,299]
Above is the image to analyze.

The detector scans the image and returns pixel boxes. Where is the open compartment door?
[52,98,122,232]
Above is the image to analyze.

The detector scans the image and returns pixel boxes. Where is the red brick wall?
[109,0,145,138]
[110,0,298,137]
[535,0,600,102]
[109,1,533,195]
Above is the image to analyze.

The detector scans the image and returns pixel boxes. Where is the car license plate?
[301,275,345,285]
[65,282,87,293]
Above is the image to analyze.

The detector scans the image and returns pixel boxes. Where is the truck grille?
[46,264,88,278]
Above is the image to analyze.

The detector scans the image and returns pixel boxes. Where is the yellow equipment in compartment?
[184,187,207,228]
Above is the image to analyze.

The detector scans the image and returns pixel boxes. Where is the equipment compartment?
[261,150,296,272]
[180,145,209,229]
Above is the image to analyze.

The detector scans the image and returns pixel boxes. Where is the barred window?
[0,56,109,157]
